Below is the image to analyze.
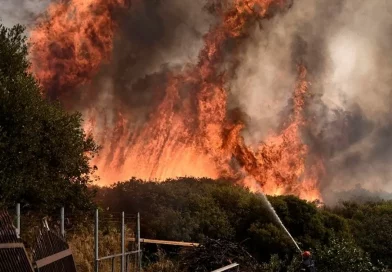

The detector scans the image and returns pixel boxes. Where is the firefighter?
[300,251,316,272]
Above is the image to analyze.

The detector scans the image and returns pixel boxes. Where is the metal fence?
[0,210,34,272]
[1,205,238,272]
[0,205,78,272]
[1,204,142,272]
[94,210,142,272]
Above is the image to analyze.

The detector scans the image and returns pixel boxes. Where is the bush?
[331,201,392,267]
[314,237,387,272]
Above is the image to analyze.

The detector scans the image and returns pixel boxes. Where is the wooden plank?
[128,238,199,247]
[211,263,239,272]
[35,248,72,268]
[0,242,24,249]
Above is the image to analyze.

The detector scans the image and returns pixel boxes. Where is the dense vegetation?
[0,23,391,271]
[0,24,98,214]
[331,201,392,267]
[96,179,345,260]
[95,179,391,271]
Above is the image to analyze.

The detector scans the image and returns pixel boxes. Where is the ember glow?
[29,0,324,201]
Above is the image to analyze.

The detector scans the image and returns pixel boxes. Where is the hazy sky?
[0,0,51,28]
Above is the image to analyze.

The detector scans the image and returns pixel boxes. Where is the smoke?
[0,0,51,28]
[330,184,392,204]
[230,0,392,204]
[230,19,297,142]
[77,0,216,122]
[113,0,214,77]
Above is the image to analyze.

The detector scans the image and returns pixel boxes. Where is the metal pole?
[95,209,99,272]
[137,212,141,272]
[125,254,128,272]
[61,207,65,238]
[111,257,115,272]
[16,203,20,238]
[121,212,125,272]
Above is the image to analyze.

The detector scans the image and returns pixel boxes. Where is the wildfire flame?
[30,0,126,101]
[29,0,323,201]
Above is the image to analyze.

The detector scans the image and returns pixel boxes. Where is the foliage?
[144,259,179,272]
[0,24,99,214]
[96,178,350,263]
[260,254,303,272]
[96,179,236,242]
[259,237,388,272]
[314,237,387,272]
[143,249,180,272]
[330,201,392,267]
[96,178,392,270]
[261,254,285,272]
[180,238,261,272]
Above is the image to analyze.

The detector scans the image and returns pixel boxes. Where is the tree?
[0,24,99,214]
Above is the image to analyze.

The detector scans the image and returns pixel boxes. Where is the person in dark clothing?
[300,251,316,272]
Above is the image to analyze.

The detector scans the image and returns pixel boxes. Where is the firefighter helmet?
[302,251,311,258]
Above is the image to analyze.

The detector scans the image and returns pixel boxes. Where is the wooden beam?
[0,242,24,249]
[35,249,72,268]
[128,238,199,247]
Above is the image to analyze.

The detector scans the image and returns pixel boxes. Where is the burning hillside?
[27,0,392,203]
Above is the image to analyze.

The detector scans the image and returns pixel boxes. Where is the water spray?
[258,192,302,254]
[244,177,302,253]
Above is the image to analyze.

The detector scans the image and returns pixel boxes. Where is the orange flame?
[30,0,126,101]
[241,66,323,201]
[30,0,323,201]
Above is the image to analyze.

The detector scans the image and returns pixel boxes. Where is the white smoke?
[322,1,392,122]
[230,18,297,142]
[230,0,392,203]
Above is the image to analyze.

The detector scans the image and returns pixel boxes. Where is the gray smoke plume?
[0,0,51,28]
[76,0,215,122]
[230,0,392,204]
